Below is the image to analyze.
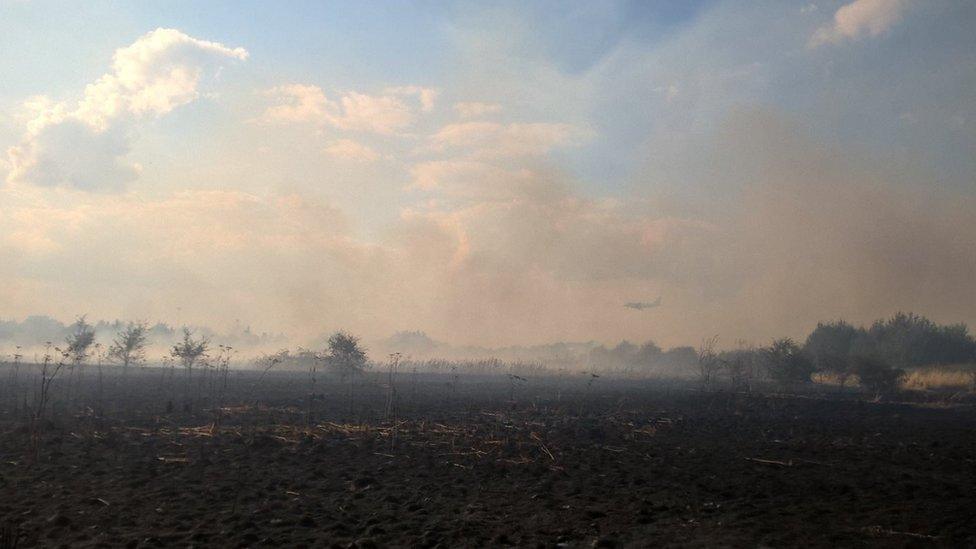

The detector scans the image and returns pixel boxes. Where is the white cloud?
[261,85,428,134]
[331,92,414,134]
[810,0,910,47]
[453,102,503,119]
[5,28,247,190]
[7,119,140,191]
[261,84,330,124]
[324,139,380,162]
[75,28,248,129]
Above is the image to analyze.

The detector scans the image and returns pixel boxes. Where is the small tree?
[326,331,367,420]
[636,340,662,366]
[171,328,209,374]
[722,343,758,391]
[66,316,96,365]
[108,322,149,368]
[764,338,816,387]
[852,356,903,395]
[804,320,860,387]
[326,331,368,377]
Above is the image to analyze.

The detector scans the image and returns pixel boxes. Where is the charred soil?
[1,369,974,547]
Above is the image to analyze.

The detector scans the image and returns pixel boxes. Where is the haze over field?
[1,0,974,349]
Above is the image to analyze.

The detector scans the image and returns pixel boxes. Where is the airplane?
[624,297,662,310]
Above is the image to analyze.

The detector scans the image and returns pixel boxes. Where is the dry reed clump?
[813,366,976,393]
[811,371,857,387]
[899,367,975,391]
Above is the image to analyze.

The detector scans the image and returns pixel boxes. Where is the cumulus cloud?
[74,28,248,129]
[7,119,140,191]
[260,84,329,124]
[5,28,247,190]
[261,85,425,134]
[454,102,503,119]
[331,92,414,134]
[810,0,910,47]
[324,139,380,162]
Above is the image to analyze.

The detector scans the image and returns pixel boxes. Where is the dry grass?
[900,366,975,392]
[813,365,976,393]
[812,371,856,387]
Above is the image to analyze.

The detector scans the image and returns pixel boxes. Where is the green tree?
[764,338,816,386]
[851,355,903,395]
[326,331,367,377]
[66,316,96,364]
[804,320,862,386]
[171,328,209,374]
[108,322,149,368]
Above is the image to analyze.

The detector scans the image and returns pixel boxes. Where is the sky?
[0,0,974,349]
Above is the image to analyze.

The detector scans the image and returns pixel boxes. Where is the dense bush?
[804,320,859,384]
[587,340,697,374]
[851,356,904,395]
[864,312,974,367]
[804,313,976,371]
[325,331,368,377]
[764,338,816,386]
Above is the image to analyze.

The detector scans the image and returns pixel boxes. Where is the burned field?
[1,367,975,547]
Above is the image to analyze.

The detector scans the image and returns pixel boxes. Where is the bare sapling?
[387,352,401,451]
[65,316,96,409]
[170,328,209,409]
[724,340,756,392]
[579,371,600,417]
[450,365,459,399]
[210,345,234,432]
[27,344,67,464]
[306,348,320,431]
[93,343,105,418]
[697,335,721,389]
[248,351,284,438]
[386,352,401,418]
[507,373,526,405]
[8,346,23,412]
[162,356,176,412]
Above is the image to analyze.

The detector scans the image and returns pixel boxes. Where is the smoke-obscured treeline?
[0,316,285,359]
[2,312,973,381]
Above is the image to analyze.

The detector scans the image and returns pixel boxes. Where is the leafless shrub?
[27,344,68,463]
[7,346,23,412]
[722,341,758,391]
[697,335,721,389]
[507,373,527,403]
